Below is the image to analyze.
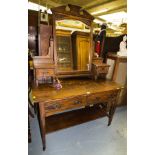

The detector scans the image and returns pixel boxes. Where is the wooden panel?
[28,10,38,27]
[44,89,119,117]
[36,69,55,78]
[28,10,53,56]
[44,95,86,116]
[87,90,118,105]
[28,26,38,56]
[97,66,109,73]
[33,57,54,65]
[92,61,110,80]
[39,24,52,56]
[33,62,55,86]
[51,4,94,25]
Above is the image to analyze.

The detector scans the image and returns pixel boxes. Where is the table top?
[32,78,123,103]
[107,52,127,61]
[92,62,110,67]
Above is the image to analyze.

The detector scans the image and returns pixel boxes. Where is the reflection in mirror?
[56,19,91,72]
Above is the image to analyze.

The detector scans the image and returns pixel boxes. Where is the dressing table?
[32,4,123,150]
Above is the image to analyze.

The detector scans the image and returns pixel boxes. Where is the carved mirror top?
[51,4,94,26]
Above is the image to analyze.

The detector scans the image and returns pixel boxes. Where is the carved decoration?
[51,4,94,22]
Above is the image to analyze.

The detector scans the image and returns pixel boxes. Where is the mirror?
[55,19,91,72]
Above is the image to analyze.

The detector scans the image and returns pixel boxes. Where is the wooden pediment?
[51,4,94,26]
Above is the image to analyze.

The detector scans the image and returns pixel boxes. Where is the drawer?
[87,91,118,105]
[97,66,109,74]
[36,69,54,78]
[44,95,86,116]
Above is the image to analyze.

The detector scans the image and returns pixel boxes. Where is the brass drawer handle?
[46,103,61,110]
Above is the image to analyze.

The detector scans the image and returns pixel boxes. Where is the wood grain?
[32,78,122,102]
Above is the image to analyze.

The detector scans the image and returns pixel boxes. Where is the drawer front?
[87,90,118,105]
[44,96,86,116]
[36,69,54,78]
[97,66,109,74]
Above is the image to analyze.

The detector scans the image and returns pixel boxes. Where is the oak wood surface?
[39,102,46,150]
[33,63,55,69]
[32,78,122,150]
[51,4,94,26]
[39,24,52,56]
[32,78,122,103]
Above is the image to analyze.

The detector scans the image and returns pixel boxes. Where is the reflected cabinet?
[56,30,73,71]
[72,31,90,70]
[56,30,91,71]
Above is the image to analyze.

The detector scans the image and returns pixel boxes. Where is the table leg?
[107,90,121,126]
[39,102,46,151]
[28,117,31,143]
[108,104,116,126]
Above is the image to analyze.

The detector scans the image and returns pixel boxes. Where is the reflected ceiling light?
[93,19,103,24]
[114,31,122,34]
[99,11,127,26]
[91,8,108,15]
[28,2,52,14]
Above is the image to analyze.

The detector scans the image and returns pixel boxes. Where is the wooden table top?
[107,52,127,61]
[32,78,123,102]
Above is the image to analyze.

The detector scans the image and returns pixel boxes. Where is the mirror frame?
[51,4,94,77]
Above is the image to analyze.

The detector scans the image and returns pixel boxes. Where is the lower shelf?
[45,104,108,134]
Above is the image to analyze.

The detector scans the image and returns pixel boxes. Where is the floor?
[28,106,127,155]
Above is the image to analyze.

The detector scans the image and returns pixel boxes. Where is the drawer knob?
[74,100,81,104]
[46,103,61,110]
[53,103,61,109]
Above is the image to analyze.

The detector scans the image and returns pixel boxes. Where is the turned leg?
[39,102,46,151]
[107,90,121,126]
[108,104,116,126]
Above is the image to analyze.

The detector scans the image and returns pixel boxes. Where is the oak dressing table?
[32,4,123,150]
[32,78,122,150]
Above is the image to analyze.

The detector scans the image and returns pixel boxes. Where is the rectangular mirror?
[55,19,91,72]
